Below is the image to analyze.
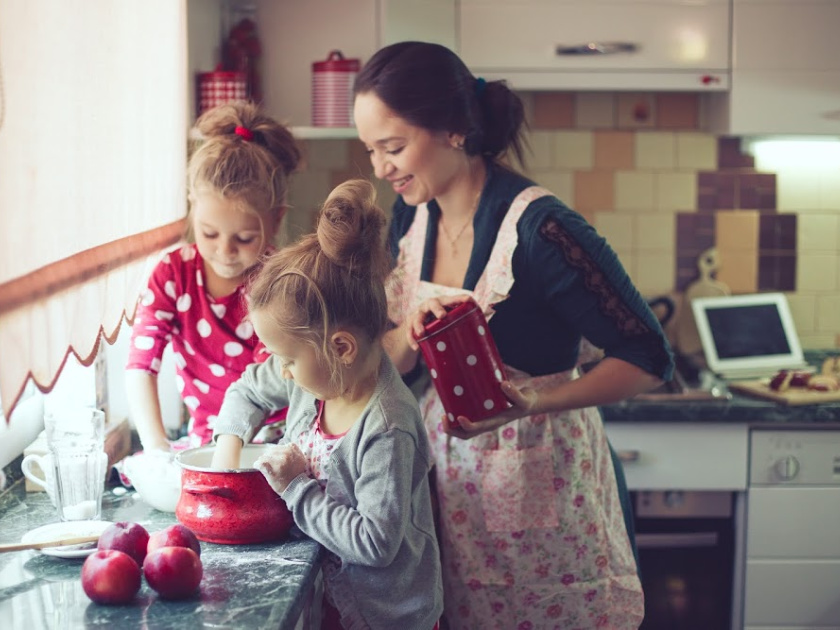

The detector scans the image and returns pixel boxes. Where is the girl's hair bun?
[316,179,389,282]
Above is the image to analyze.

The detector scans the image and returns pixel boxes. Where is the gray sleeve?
[212,356,292,444]
[281,426,418,567]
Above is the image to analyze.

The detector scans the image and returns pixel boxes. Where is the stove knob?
[774,455,800,481]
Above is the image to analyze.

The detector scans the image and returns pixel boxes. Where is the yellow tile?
[593,131,635,169]
[821,169,840,210]
[816,294,840,334]
[635,132,677,170]
[676,133,717,170]
[574,171,615,212]
[531,170,574,205]
[611,247,636,281]
[716,251,758,293]
[776,169,822,211]
[715,211,760,252]
[634,252,676,295]
[616,93,656,130]
[574,93,616,129]
[615,171,655,211]
[553,131,594,169]
[594,212,635,250]
[799,333,838,350]
[786,293,817,334]
[532,93,575,129]
[656,173,697,211]
[524,131,554,170]
[797,214,840,252]
[635,213,676,253]
[797,253,840,292]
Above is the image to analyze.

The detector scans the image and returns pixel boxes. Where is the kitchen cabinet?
[707,0,840,135]
[458,0,731,91]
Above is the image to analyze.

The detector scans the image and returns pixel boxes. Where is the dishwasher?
[744,429,840,629]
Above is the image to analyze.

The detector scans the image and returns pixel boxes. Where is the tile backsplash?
[284,91,840,350]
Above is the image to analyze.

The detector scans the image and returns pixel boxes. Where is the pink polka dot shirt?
[127,244,280,446]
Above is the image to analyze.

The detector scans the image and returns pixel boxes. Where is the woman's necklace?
[438,191,481,257]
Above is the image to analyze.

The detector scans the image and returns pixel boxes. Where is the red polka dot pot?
[414,298,512,429]
[175,445,294,545]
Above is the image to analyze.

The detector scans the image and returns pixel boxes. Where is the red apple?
[143,546,203,600]
[147,524,201,558]
[81,549,142,605]
[97,521,150,565]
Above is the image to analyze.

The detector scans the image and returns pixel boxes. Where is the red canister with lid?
[311,50,360,127]
[414,299,511,429]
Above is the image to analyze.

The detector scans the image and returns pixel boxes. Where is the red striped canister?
[311,50,361,127]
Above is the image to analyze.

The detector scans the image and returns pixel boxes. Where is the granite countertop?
[0,481,324,629]
[602,350,840,426]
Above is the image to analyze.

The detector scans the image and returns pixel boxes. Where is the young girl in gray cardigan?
[210,180,443,630]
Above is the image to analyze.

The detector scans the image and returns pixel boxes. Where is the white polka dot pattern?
[236,321,254,340]
[225,341,244,357]
[193,379,210,394]
[181,246,195,261]
[197,319,212,338]
[183,340,195,356]
[495,369,503,381]
[155,310,174,321]
[209,364,225,377]
[150,358,161,372]
[484,399,494,410]
[134,336,154,351]
[175,375,185,393]
[436,341,447,352]
[477,325,485,336]
[453,385,464,396]
[140,289,155,307]
[466,355,477,366]
[184,396,200,410]
[210,303,226,319]
[176,294,192,312]
[174,352,187,369]
[430,369,438,378]
[164,281,177,299]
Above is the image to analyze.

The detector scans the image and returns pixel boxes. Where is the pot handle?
[182,483,236,499]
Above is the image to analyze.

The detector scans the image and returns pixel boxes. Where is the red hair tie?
[234,126,254,141]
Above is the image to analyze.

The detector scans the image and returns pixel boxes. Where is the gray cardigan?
[213,356,443,630]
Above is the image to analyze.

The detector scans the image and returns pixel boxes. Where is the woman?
[353,42,674,629]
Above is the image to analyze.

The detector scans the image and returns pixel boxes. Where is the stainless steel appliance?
[633,490,739,630]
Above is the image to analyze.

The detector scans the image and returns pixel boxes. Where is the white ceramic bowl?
[122,452,181,512]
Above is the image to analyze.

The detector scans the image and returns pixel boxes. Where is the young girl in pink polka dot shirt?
[125,101,300,453]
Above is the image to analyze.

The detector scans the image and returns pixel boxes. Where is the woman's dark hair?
[354,41,527,165]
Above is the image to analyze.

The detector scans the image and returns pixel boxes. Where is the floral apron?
[386,187,643,630]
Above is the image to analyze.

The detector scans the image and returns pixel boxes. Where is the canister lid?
[312,50,361,72]
[415,298,480,340]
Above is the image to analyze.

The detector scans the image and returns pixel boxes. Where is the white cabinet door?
[459,0,731,90]
[604,423,749,490]
[709,0,840,135]
[744,561,840,627]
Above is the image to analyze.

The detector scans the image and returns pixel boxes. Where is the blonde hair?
[186,101,301,245]
[248,179,390,390]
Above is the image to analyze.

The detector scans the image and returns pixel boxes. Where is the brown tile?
[718,136,755,169]
[655,93,700,129]
[617,93,656,129]
[759,213,797,251]
[574,171,615,212]
[676,212,716,252]
[533,93,575,129]
[739,172,777,210]
[697,172,737,211]
[593,131,635,169]
[758,253,797,292]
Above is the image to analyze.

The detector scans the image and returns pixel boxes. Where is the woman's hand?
[407,295,472,351]
[444,380,540,439]
[254,443,308,495]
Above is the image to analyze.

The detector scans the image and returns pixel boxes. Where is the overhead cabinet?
[458,0,732,91]
[708,0,840,135]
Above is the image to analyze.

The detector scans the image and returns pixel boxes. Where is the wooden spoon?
[0,535,100,553]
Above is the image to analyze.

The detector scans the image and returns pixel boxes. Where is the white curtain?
[0,0,189,418]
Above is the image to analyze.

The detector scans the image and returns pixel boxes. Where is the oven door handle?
[635,532,719,549]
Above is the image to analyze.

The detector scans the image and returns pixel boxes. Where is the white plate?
[20,520,111,558]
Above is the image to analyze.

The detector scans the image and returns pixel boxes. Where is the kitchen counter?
[0,481,324,630]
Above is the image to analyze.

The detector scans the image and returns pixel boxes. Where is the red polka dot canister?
[414,298,512,429]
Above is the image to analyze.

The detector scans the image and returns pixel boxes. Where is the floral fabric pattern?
[386,187,644,629]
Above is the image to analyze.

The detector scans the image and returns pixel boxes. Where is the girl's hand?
[211,434,243,470]
[407,295,472,351]
[443,380,540,440]
[254,443,308,495]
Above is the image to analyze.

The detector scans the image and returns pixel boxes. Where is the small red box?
[196,70,248,117]
[414,299,511,428]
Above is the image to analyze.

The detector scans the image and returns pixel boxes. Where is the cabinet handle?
[616,449,640,464]
[636,532,718,549]
[556,42,638,56]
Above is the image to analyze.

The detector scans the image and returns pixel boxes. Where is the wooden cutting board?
[728,380,840,405]
[675,247,730,356]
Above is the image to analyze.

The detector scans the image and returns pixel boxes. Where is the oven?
[633,490,741,630]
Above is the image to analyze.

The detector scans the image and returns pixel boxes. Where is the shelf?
[292,126,358,140]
